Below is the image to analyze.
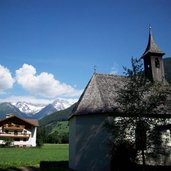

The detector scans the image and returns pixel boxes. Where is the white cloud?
[16,64,83,98]
[0,96,52,105]
[110,63,119,75]
[0,65,15,93]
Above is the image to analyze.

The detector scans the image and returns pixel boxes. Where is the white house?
[0,115,39,147]
[69,30,171,171]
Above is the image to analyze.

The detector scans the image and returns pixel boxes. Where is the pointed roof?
[142,28,165,58]
[69,73,171,119]
[70,73,126,118]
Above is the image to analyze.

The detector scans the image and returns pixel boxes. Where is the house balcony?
[0,132,30,138]
[3,125,25,131]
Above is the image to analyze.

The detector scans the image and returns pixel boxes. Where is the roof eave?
[141,51,165,59]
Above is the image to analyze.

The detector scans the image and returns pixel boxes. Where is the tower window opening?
[155,58,160,68]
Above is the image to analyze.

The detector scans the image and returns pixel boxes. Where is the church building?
[69,30,171,171]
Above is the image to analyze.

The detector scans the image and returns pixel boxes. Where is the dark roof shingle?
[70,73,171,118]
[71,74,126,117]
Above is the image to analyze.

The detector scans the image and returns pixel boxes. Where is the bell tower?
[142,27,166,83]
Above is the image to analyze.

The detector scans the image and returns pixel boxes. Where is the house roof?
[70,73,126,118]
[142,29,165,58]
[0,115,39,127]
[70,73,171,119]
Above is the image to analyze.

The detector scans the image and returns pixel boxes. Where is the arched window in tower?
[155,58,160,68]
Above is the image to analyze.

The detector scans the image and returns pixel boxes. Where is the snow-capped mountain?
[0,98,77,120]
[6,98,78,119]
[52,99,76,110]
[12,99,77,115]
[13,101,46,114]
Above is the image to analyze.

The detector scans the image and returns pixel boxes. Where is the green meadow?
[0,144,68,169]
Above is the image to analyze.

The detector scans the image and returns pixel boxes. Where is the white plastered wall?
[69,114,111,171]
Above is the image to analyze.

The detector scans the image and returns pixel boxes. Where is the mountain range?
[0,99,77,120]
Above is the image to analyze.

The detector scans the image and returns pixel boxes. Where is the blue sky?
[0,0,171,104]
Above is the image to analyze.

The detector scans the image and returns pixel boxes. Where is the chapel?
[69,29,171,171]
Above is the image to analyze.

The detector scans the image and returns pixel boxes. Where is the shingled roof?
[70,73,171,119]
[142,29,165,58]
[71,74,126,117]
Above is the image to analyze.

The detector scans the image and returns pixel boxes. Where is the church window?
[155,58,160,68]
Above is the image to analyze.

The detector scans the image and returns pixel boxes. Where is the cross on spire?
[94,65,97,74]
[149,24,152,32]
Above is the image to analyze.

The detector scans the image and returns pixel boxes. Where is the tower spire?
[142,27,165,58]
[142,28,166,83]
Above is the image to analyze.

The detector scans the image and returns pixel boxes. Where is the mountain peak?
[0,98,78,120]
[13,101,45,114]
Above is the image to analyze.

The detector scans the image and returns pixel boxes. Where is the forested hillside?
[37,103,76,144]
[39,103,75,126]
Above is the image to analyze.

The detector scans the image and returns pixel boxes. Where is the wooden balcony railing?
[3,125,25,131]
[0,132,30,138]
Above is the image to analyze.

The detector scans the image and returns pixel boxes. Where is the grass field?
[0,144,68,169]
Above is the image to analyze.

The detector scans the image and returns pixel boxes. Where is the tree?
[37,127,48,145]
[107,58,168,168]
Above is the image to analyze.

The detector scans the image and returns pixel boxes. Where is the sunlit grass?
[0,144,68,169]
